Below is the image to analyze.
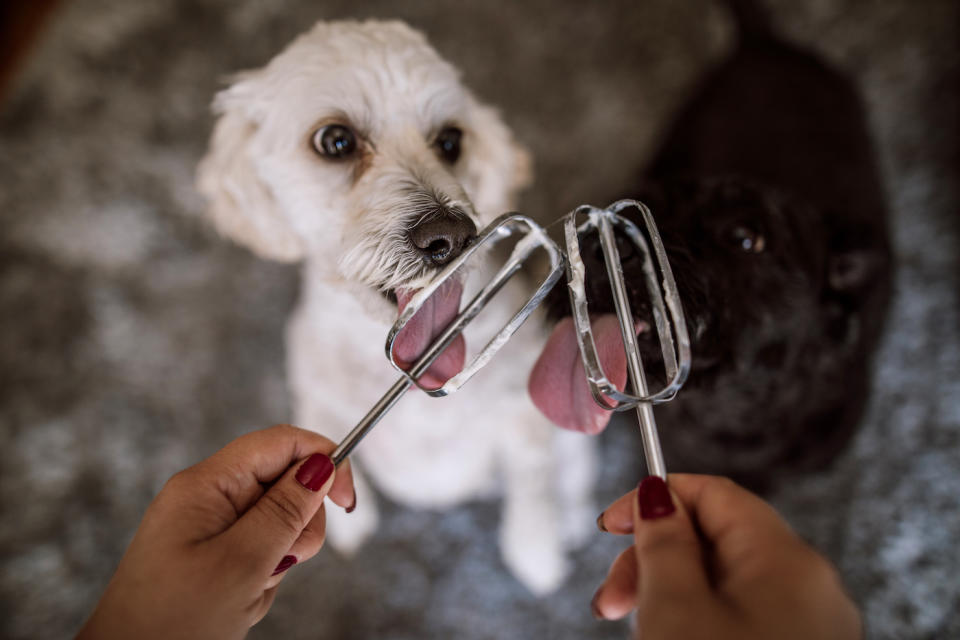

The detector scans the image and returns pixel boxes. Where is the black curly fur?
[545,2,892,488]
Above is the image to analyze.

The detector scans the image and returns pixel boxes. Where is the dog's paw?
[326,499,379,556]
[499,518,569,596]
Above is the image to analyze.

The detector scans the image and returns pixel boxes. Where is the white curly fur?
[197,19,596,595]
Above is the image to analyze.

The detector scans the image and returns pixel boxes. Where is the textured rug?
[1,1,957,638]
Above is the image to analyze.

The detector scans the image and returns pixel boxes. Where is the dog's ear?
[196,77,304,262]
[462,103,533,218]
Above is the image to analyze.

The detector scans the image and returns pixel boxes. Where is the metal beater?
[562,200,691,479]
[331,213,565,466]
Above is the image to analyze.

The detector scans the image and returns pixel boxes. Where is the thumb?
[224,453,336,574]
[632,475,711,612]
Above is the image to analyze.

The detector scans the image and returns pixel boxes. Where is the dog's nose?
[408,208,477,266]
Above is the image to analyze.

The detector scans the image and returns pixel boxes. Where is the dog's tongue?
[393,280,466,389]
[528,315,629,435]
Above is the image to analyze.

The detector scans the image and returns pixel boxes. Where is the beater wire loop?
[333,213,564,465]
[563,200,691,479]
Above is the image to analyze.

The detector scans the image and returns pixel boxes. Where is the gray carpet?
[1,1,957,638]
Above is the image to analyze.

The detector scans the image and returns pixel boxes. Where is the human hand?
[78,424,355,640]
[593,474,861,640]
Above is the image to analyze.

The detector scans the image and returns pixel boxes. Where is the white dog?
[197,19,596,594]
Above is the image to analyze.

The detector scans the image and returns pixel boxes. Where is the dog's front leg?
[286,306,381,556]
[552,428,597,549]
[288,380,380,555]
[496,411,569,595]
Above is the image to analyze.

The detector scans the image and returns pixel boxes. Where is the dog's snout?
[582,232,637,265]
[409,208,477,266]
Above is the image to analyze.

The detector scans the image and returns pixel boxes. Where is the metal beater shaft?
[596,213,667,479]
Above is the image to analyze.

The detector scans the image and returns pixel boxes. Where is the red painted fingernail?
[295,454,334,492]
[590,590,604,620]
[637,475,675,520]
[271,554,297,576]
[596,512,607,532]
[346,490,357,514]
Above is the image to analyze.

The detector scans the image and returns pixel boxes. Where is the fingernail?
[596,512,607,532]
[271,554,297,576]
[637,475,675,520]
[295,454,334,492]
[346,490,357,514]
[590,590,604,620]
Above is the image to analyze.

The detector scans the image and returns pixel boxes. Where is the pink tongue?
[527,314,629,435]
[393,280,466,390]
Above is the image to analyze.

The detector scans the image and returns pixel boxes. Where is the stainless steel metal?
[563,200,691,479]
[332,213,565,466]
[387,214,564,396]
[331,377,409,466]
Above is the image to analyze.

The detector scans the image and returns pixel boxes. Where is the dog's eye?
[434,127,462,164]
[727,225,766,253]
[313,125,357,159]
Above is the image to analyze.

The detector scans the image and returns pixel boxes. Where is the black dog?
[531,0,891,487]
